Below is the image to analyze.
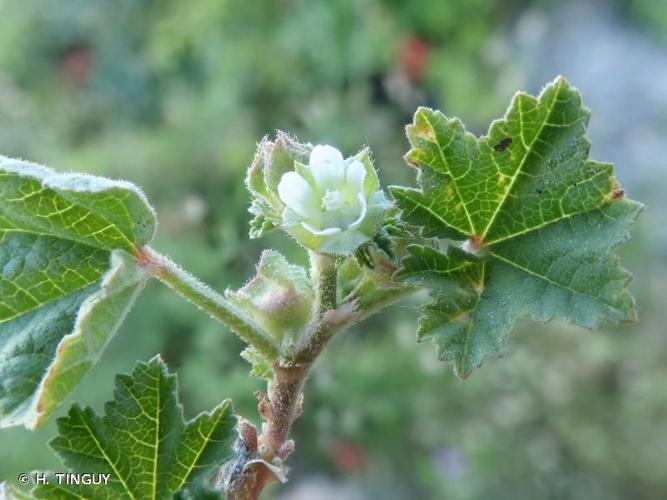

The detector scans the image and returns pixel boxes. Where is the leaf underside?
[390,76,642,378]
[12,356,236,499]
[0,157,157,429]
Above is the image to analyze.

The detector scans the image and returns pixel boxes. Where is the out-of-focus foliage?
[627,0,667,42]
[0,1,664,499]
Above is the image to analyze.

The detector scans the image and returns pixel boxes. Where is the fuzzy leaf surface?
[7,356,235,499]
[391,77,642,377]
[0,157,156,428]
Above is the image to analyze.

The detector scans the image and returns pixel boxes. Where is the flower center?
[321,189,344,212]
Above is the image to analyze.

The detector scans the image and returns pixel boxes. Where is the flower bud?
[226,250,312,345]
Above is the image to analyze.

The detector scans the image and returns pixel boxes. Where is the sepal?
[226,250,313,348]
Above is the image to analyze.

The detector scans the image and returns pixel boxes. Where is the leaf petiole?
[144,247,280,361]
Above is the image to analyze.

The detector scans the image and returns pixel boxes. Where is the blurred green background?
[1,0,666,499]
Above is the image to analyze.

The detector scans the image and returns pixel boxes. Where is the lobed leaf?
[4,356,236,499]
[391,77,643,378]
[0,157,157,429]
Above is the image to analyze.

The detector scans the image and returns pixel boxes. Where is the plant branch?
[293,252,339,364]
[222,253,416,499]
[223,363,307,500]
[264,364,307,452]
[142,247,280,361]
[294,259,418,364]
[349,283,419,323]
[312,251,338,315]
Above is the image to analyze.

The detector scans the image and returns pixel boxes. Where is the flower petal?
[309,145,345,190]
[302,221,342,236]
[278,172,319,219]
[345,160,366,192]
[347,192,368,230]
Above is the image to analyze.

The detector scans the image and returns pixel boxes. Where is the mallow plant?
[0,77,643,499]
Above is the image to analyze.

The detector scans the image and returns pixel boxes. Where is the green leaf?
[391,77,643,378]
[0,157,157,429]
[10,356,235,499]
[248,203,277,240]
[240,346,274,382]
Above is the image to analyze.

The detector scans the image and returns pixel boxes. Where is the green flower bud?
[226,250,312,346]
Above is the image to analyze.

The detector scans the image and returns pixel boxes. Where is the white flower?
[276,144,389,255]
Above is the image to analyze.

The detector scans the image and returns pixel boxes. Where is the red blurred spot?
[134,247,152,267]
[470,235,485,250]
[60,44,93,85]
[331,440,367,473]
[400,36,431,84]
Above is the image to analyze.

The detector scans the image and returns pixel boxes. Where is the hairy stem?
[348,281,419,324]
[293,252,339,364]
[221,252,416,499]
[225,253,340,498]
[143,247,279,361]
[312,251,338,315]
[225,364,307,500]
[265,364,308,452]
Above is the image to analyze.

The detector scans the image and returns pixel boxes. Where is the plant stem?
[143,247,280,361]
[293,252,339,364]
[348,281,419,324]
[225,364,307,500]
[226,278,417,499]
[266,365,306,448]
[225,253,341,498]
[152,245,415,499]
[311,251,338,315]
[294,259,419,364]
